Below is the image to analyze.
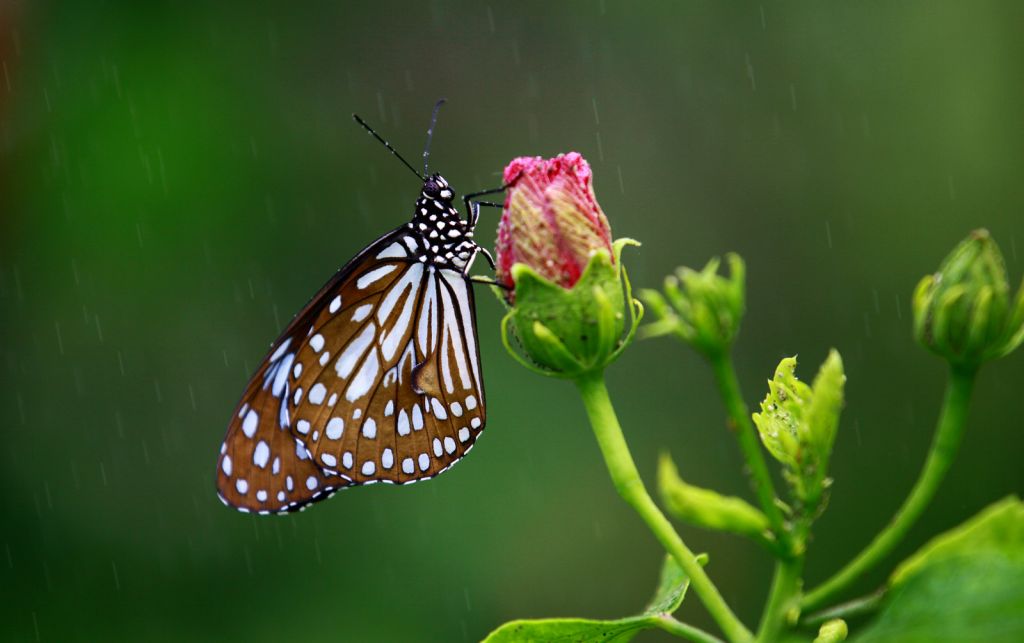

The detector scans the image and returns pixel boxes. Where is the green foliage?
[751,351,845,512]
[640,253,745,359]
[913,229,1024,366]
[659,453,770,543]
[483,555,701,643]
[501,239,642,378]
[856,497,1024,642]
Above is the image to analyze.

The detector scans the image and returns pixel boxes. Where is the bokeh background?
[2,2,1022,641]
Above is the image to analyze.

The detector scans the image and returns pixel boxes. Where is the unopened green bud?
[752,351,845,509]
[913,229,1024,367]
[501,239,642,378]
[640,254,745,358]
[658,453,770,541]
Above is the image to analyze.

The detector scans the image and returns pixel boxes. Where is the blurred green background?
[2,2,1022,641]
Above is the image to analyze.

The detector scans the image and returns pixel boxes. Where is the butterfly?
[215,102,505,514]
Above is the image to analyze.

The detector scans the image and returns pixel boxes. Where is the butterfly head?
[421,174,454,202]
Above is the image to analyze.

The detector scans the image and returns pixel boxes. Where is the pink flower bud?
[496,153,614,299]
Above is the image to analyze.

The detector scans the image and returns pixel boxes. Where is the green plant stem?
[575,372,753,643]
[708,353,790,553]
[656,615,727,643]
[755,558,803,642]
[800,589,885,628]
[801,365,978,611]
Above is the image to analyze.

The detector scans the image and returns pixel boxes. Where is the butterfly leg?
[470,275,511,290]
[463,185,508,226]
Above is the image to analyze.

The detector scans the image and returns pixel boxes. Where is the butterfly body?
[216,170,489,515]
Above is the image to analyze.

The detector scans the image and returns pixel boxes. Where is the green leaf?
[482,555,698,643]
[856,496,1024,642]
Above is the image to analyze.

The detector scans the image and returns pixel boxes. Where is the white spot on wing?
[309,383,327,405]
[376,242,407,259]
[242,410,259,438]
[345,348,380,402]
[336,324,376,378]
[329,295,342,314]
[253,441,270,468]
[326,417,344,440]
[361,418,377,439]
[357,264,399,289]
[352,304,373,322]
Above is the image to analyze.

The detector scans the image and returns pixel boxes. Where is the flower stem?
[799,589,885,628]
[801,364,977,611]
[574,372,753,643]
[656,615,727,643]
[755,558,803,642]
[708,353,790,553]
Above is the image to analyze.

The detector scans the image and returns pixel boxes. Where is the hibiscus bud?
[496,153,641,378]
[640,254,746,359]
[496,153,615,297]
[913,229,1024,368]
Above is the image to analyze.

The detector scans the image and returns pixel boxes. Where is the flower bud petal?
[496,153,613,299]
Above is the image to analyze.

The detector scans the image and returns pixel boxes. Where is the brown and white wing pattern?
[215,227,486,514]
[289,243,486,485]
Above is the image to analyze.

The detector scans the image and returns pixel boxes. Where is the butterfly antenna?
[352,113,425,181]
[422,98,446,176]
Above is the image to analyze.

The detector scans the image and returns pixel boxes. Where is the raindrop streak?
[595,131,604,161]
[188,384,197,410]
[112,561,121,590]
[485,6,495,32]
[745,53,756,91]
[895,294,903,319]
[591,97,600,125]
[872,289,880,314]
[32,611,40,642]
[617,165,625,194]
[55,321,64,355]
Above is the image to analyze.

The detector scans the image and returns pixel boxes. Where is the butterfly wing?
[216,227,487,513]
[216,228,406,513]
[288,236,487,484]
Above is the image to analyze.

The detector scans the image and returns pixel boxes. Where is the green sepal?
[501,238,641,378]
[658,453,771,544]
